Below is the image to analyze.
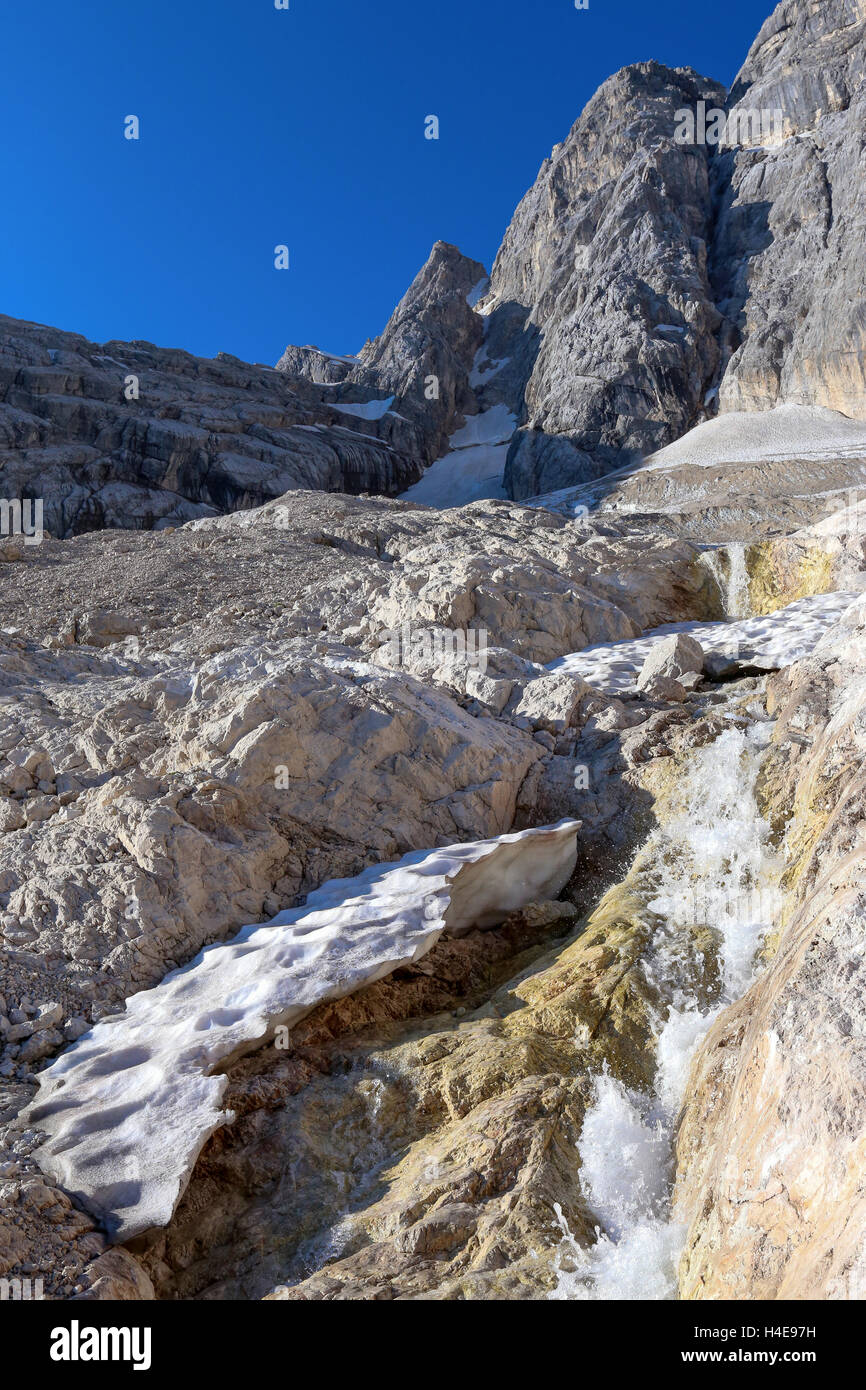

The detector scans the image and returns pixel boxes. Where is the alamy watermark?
[674,101,785,147]
[379,623,489,676]
[822,487,866,535]
[652,882,784,932]
[50,1321,152,1371]
[1,1276,44,1301]
[0,498,43,546]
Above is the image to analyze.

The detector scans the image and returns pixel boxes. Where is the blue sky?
[1,0,773,365]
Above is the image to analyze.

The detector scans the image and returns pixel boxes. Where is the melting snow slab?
[549,592,860,693]
[24,820,579,1243]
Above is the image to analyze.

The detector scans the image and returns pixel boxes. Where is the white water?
[699,539,763,620]
[553,720,781,1300]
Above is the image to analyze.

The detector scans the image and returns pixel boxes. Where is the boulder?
[636,632,705,692]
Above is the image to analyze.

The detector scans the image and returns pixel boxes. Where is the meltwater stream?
[553,716,782,1300]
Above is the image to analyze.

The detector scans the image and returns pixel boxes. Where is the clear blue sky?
[1,0,773,365]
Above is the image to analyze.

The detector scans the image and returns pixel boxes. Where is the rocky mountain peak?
[355,239,486,395]
[711,0,866,419]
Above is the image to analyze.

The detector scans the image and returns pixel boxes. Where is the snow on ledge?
[331,396,395,420]
[643,404,866,472]
[24,819,580,1243]
[466,277,490,309]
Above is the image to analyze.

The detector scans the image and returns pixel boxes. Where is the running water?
[726,543,750,619]
[553,719,782,1300]
[699,542,750,619]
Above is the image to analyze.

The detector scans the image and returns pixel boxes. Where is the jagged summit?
[277,240,488,469]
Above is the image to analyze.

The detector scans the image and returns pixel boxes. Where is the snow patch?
[644,404,866,472]
[448,403,516,449]
[399,405,517,508]
[469,348,509,388]
[332,396,395,421]
[466,277,490,309]
[301,346,361,366]
[549,591,859,693]
[25,820,579,1243]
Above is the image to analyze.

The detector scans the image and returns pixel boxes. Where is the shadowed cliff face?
[0,314,431,538]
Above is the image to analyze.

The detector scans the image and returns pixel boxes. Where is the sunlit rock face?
[739,497,866,612]
[442,0,865,502]
[712,0,866,420]
[3,477,865,1302]
[0,488,698,1294]
[3,0,866,1311]
[489,62,726,499]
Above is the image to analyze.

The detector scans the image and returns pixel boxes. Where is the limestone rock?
[277,242,488,472]
[1,0,865,1313]
[714,0,866,418]
[2,5,864,525]
[636,633,704,694]
[0,314,426,538]
[489,63,725,498]
[531,405,866,545]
